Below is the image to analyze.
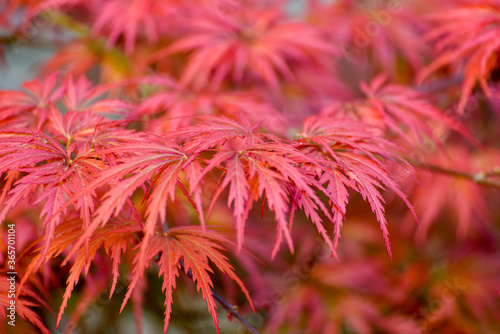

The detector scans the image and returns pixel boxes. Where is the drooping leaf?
[120,226,254,334]
[417,0,500,114]
[156,6,335,92]
[296,116,419,257]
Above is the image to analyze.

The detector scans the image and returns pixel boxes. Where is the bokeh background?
[1,1,500,333]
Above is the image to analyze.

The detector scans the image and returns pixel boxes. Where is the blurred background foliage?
[1,0,500,333]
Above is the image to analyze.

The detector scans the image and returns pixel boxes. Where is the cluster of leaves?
[0,0,499,333]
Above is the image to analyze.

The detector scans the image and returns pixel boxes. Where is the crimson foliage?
[1,1,500,333]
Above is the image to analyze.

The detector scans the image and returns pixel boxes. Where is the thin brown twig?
[159,222,259,333]
[179,260,260,334]
[210,286,260,334]
[412,160,500,189]
[415,75,464,93]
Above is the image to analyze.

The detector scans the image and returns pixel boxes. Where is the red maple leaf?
[134,75,285,132]
[154,6,335,92]
[0,72,64,129]
[417,0,500,114]
[122,226,254,334]
[321,75,472,147]
[296,116,418,258]
[92,0,176,54]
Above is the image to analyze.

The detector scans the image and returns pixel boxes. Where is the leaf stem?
[416,75,464,93]
[179,260,260,334]
[413,161,500,189]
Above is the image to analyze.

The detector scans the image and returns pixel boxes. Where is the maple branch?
[179,260,260,334]
[413,161,500,189]
[211,286,260,334]
[415,75,464,93]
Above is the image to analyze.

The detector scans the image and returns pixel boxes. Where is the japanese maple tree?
[1,0,500,333]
